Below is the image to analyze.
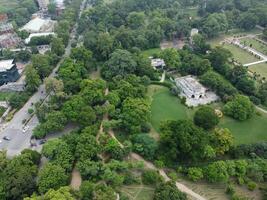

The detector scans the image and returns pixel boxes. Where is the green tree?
[187,167,204,182]
[31,54,52,79]
[205,161,229,183]
[25,65,41,93]
[127,12,145,29]
[44,77,64,94]
[38,163,68,194]
[80,181,95,200]
[154,181,187,200]
[223,95,255,121]
[160,48,181,69]
[42,139,74,171]
[194,106,219,130]
[159,120,209,162]
[25,186,75,200]
[238,12,258,30]
[211,128,234,155]
[102,49,137,79]
[131,133,158,160]
[70,46,93,68]
[51,37,65,56]
[120,98,150,134]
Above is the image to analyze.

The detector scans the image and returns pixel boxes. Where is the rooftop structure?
[0,23,14,34]
[190,28,199,37]
[0,33,21,49]
[151,58,166,70]
[175,75,219,107]
[25,32,55,44]
[0,60,20,85]
[20,17,56,33]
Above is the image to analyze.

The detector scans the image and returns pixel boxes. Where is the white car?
[0,140,2,143]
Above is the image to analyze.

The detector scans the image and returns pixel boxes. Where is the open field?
[223,44,260,64]
[149,85,267,144]
[240,37,267,55]
[249,62,267,79]
[141,48,161,58]
[207,28,262,48]
[120,185,154,200]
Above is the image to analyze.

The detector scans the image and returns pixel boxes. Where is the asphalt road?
[0,0,87,157]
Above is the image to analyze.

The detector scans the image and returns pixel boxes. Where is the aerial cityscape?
[0,0,266,199]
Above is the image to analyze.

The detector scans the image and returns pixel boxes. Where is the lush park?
[149,86,267,144]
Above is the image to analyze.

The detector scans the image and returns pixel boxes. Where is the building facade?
[0,60,20,85]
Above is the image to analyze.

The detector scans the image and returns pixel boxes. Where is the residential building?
[0,60,20,85]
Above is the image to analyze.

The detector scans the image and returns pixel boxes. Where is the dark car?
[3,136,11,141]
[39,139,47,145]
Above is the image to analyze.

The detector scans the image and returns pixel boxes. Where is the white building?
[175,75,219,107]
[176,75,205,100]
[20,17,56,33]
[151,58,166,70]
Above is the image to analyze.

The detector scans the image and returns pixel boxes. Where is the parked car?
[3,136,11,141]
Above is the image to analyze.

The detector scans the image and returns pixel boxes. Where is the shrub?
[226,183,235,195]
[194,106,219,130]
[142,170,162,185]
[247,181,257,191]
[188,167,204,182]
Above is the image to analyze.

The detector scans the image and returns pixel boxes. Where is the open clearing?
[249,62,267,79]
[223,44,260,64]
[120,185,154,200]
[149,85,267,144]
[142,48,161,58]
[240,37,267,55]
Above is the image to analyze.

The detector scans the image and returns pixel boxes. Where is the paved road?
[0,0,87,157]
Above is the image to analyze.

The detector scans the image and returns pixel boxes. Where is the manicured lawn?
[223,44,259,64]
[240,38,267,55]
[142,48,161,58]
[150,86,194,131]
[150,85,267,144]
[249,62,267,79]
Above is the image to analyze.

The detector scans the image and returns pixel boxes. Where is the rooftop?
[20,17,56,33]
[0,60,15,72]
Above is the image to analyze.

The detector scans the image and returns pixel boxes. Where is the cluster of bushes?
[185,158,266,192]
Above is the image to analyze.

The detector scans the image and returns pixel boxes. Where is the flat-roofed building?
[175,75,219,106]
[0,60,20,85]
[20,17,56,33]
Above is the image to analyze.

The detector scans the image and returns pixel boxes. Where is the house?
[0,33,21,48]
[176,75,205,100]
[151,58,166,70]
[20,17,56,33]
[175,75,219,106]
[0,60,20,85]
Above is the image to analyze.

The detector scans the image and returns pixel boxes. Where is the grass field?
[0,92,15,101]
[249,62,267,79]
[149,85,267,144]
[120,185,154,200]
[240,38,267,55]
[223,44,260,64]
[142,48,161,58]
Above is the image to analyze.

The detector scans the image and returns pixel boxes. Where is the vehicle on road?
[3,136,11,141]
[0,140,2,143]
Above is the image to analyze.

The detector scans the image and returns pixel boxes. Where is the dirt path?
[256,106,267,114]
[70,168,82,190]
